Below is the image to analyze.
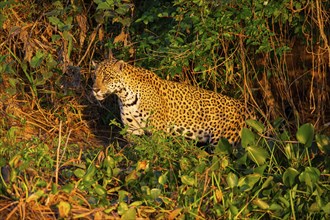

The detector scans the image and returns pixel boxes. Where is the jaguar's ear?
[113,60,125,72]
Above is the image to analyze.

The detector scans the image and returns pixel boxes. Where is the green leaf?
[241,128,256,148]
[261,176,273,189]
[48,16,64,27]
[309,202,321,212]
[322,202,330,214]
[181,175,196,186]
[0,13,6,29]
[26,189,45,202]
[179,157,191,171]
[269,203,283,211]
[236,153,248,166]
[121,207,137,220]
[117,202,129,215]
[315,134,330,154]
[229,205,238,215]
[214,138,231,155]
[118,190,129,202]
[246,119,265,133]
[226,172,238,189]
[83,164,96,182]
[158,173,167,185]
[61,183,75,193]
[296,123,314,148]
[93,184,106,196]
[283,167,299,187]
[125,170,139,183]
[299,167,320,190]
[103,155,116,169]
[95,0,114,10]
[74,168,85,178]
[0,1,14,9]
[238,173,261,191]
[246,146,269,165]
[57,201,71,218]
[150,188,161,199]
[30,50,45,68]
[253,198,269,209]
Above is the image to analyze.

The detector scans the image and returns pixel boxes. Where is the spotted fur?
[93,59,252,145]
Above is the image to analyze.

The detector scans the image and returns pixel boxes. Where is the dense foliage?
[0,0,329,219]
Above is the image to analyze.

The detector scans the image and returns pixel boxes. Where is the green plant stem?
[5,45,37,97]
[305,148,312,167]
[289,189,296,220]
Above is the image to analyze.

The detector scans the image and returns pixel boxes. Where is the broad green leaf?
[117,202,129,215]
[296,123,314,148]
[141,186,150,195]
[130,201,143,207]
[26,189,45,202]
[121,207,137,220]
[180,157,191,171]
[7,78,17,94]
[299,167,320,190]
[229,205,238,215]
[125,170,139,183]
[83,164,96,182]
[253,198,269,209]
[322,202,330,214]
[96,0,114,10]
[181,175,196,186]
[278,196,290,208]
[30,50,44,68]
[241,128,256,148]
[61,183,74,194]
[158,173,167,185]
[246,119,265,133]
[236,153,247,166]
[118,190,129,202]
[93,184,106,196]
[315,134,330,154]
[254,164,267,175]
[195,161,207,173]
[58,201,71,218]
[261,176,273,189]
[104,166,113,178]
[150,188,161,199]
[210,156,220,171]
[309,202,321,212]
[74,168,85,178]
[269,203,283,211]
[103,155,116,169]
[226,172,238,189]
[48,16,64,28]
[214,138,231,155]
[283,167,299,187]
[238,173,261,191]
[246,146,269,165]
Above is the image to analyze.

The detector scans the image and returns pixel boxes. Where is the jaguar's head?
[93,60,126,100]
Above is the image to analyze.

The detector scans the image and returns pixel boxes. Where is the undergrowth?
[1,120,330,219]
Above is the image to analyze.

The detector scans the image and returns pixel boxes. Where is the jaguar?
[93,59,253,145]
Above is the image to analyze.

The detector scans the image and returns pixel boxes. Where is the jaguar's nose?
[93,88,105,100]
[93,87,100,93]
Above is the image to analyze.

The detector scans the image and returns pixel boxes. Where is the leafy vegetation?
[0,0,329,219]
